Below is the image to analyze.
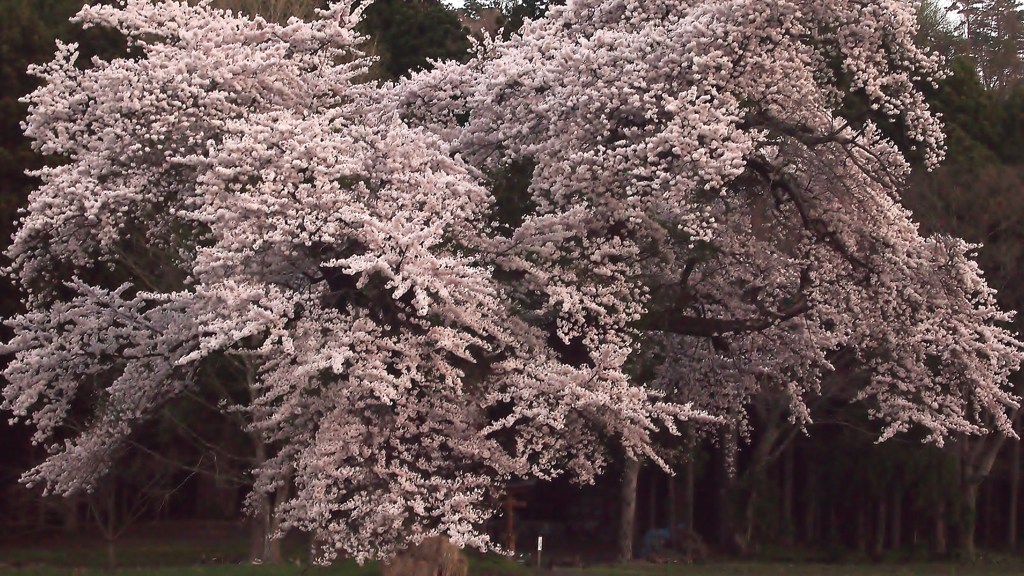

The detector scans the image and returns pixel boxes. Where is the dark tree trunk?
[957,430,1009,560]
[618,456,640,563]
[856,501,868,555]
[105,487,117,573]
[309,532,326,565]
[36,496,47,530]
[668,468,677,548]
[738,399,787,553]
[63,493,79,534]
[381,536,467,576]
[803,461,817,544]
[959,481,979,561]
[890,487,902,550]
[249,485,285,564]
[873,497,887,558]
[266,483,288,564]
[684,433,696,533]
[106,539,117,573]
[716,425,740,553]
[741,482,758,552]
[983,479,995,549]
[1009,433,1020,551]
[649,468,658,531]
[249,490,271,564]
[781,446,794,544]
[933,495,948,557]
[247,434,286,565]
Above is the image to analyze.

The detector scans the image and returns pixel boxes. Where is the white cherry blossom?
[4,0,1021,564]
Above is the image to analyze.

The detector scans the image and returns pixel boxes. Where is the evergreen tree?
[360,0,470,79]
[950,0,1024,91]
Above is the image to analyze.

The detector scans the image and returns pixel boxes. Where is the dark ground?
[3,522,1024,575]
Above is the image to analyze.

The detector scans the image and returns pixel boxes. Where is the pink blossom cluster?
[3,0,1021,562]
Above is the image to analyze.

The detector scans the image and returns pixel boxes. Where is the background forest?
[3,0,1024,571]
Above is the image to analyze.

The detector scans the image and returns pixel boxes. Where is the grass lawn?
[0,555,528,575]
[3,525,1024,575]
[0,568,370,576]
[5,561,1024,575]
[0,524,529,575]
[554,560,1024,575]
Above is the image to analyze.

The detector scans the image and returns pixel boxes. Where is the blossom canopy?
[3,0,1021,562]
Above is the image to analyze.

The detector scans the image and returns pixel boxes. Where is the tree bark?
[890,487,902,550]
[309,532,327,566]
[249,489,271,564]
[781,446,794,545]
[684,432,696,534]
[716,425,740,553]
[803,463,816,545]
[856,501,868,556]
[248,484,286,565]
[36,496,47,530]
[618,456,641,562]
[873,496,887,559]
[959,481,979,561]
[381,536,468,576]
[248,433,286,565]
[741,483,758,553]
[649,468,658,531]
[1009,433,1020,551]
[738,397,793,553]
[983,479,995,549]
[105,487,117,573]
[933,494,947,557]
[668,468,677,548]
[106,539,117,573]
[63,493,79,534]
[265,483,288,564]
[958,430,1009,560]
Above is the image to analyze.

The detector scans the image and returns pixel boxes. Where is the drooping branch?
[649,296,809,337]
[747,110,853,149]
[649,269,811,337]
[748,157,873,276]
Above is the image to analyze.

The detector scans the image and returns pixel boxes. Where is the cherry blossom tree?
[2,0,698,562]
[401,0,1024,553]
[3,0,1022,565]
[402,0,1023,441]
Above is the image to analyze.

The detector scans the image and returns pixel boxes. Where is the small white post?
[536,536,543,570]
